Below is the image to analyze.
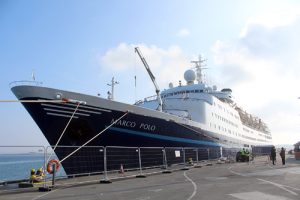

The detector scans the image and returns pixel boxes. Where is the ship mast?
[191,55,207,84]
[135,47,162,111]
[107,77,119,100]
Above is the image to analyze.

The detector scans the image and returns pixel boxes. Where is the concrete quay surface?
[1,156,300,200]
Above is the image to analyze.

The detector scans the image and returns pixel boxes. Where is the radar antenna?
[191,55,207,84]
[135,47,162,111]
[107,77,119,100]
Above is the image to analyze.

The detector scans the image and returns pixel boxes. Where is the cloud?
[98,43,137,71]
[240,6,300,37]
[211,6,300,145]
[98,43,190,87]
[176,28,190,37]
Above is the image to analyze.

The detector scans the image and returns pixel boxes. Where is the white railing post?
[100,147,111,183]
[136,147,146,178]
[163,148,167,169]
[183,148,186,165]
[196,148,199,163]
[207,148,210,160]
[220,146,223,158]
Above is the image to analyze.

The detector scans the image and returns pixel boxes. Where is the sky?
[0,0,300,147]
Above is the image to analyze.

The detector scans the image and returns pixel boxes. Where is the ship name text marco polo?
[111,119,156,132]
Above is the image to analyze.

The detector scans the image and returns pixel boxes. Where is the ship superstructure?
[135,55,271,148]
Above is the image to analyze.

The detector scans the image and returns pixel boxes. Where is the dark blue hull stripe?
[109,127,220,147]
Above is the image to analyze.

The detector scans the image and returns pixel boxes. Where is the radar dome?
[184,70,196,85]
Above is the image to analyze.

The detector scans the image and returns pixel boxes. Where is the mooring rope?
[59,111,129,164]
[46,102,82,163]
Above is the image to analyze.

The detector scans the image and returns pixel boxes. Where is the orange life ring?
[47,159,60,174]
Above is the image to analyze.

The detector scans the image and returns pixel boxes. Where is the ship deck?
[1,155,300,200]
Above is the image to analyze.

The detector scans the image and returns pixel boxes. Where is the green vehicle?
[236,149,250,162]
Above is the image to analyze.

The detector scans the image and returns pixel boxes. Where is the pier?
[1,154,300,200]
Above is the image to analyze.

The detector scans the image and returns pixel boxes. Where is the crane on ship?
[135,47,162,111]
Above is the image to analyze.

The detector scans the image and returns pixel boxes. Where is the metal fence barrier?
[0,145,242,193]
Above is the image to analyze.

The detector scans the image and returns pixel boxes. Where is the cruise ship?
[11,48,272,175]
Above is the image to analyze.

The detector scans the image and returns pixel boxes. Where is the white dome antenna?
[184,70,196,85]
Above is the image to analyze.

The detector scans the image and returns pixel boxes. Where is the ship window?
[200,90,203,92]
[186,91,190,93]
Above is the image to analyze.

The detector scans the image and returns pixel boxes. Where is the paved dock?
[1,156,300,200]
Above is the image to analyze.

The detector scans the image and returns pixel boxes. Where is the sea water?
[0,154,65,182]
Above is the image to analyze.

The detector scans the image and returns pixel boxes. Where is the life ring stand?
[47,159,60,174]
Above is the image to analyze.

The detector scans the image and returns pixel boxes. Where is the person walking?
[280,147,286,165]
[271,146,276,165]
